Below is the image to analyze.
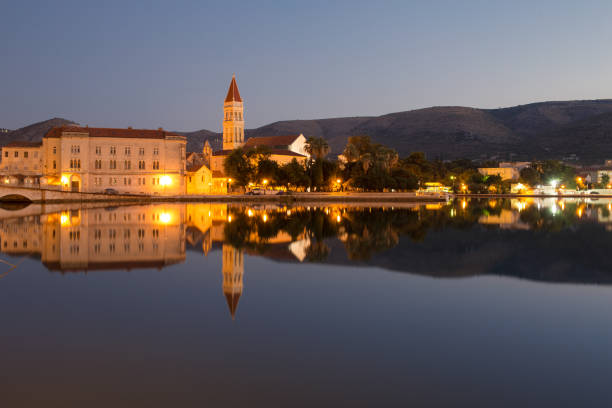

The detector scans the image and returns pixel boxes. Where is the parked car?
[104,188,119,195]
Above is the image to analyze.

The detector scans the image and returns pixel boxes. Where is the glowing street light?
[550,179,559,188]
[262,179,268,186]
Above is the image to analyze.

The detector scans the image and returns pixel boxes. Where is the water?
[1,198,611,407]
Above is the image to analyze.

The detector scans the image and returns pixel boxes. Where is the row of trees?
[222,134,581,192]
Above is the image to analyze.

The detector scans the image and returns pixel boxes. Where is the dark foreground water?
[1,198,612,407]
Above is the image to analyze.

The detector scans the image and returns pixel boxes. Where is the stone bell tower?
[222,74,244,151]
[222,244,244,320]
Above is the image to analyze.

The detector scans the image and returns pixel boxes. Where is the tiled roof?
[43,259,179,272]
[269,149,306,157]
[44,126,184,140]
[212,148,305,157]
[225,74,242,103]
[244,135,301,147]
[3,141,42,148]
[224,291,241,320]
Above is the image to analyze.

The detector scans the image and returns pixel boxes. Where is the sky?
[2,0,612,132]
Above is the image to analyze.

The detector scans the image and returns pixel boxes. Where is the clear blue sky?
[2,0,612,132]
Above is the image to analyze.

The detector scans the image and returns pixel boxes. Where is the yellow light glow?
[461,200,467,209]
[336,215,341,222]
[336,179,342,184]
[61,175,69,185]
[228,178,232,183]
[247,209,253,217]
[60,214,69,226]
[159,176,172,186]
[262,179,268,185]
[287,210,291,216]
[262,214,268,222]
[159,212,171,223]
[228,215,232,223]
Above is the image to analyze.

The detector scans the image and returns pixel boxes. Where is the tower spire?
[222,74,244,150]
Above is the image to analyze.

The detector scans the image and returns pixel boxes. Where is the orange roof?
[224,74,242,103]
[3,141,42,148]
[44,126,183,140]
[224,291,241,320]
[244,135,301,147]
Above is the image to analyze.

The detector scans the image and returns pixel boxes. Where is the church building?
[209,75,308,179]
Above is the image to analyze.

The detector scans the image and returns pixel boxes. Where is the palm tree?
[342,143,359,163]
[305,137,330,160]
[361,153,373,173]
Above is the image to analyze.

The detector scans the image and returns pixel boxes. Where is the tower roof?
[224,74,242,103]
[224,292,241,320]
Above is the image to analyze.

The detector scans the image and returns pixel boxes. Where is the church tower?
[222,74,244,150]
[222,244,244,320]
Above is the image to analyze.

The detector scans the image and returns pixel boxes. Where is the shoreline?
[2,191,611,204]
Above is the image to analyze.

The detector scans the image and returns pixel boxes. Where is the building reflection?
[5,199,612,317]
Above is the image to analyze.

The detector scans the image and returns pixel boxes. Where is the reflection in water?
[3,198,612,318]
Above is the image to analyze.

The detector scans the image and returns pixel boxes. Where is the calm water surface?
[1,198,612,407]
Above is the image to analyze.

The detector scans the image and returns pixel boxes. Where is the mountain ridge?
[5,99,612,163]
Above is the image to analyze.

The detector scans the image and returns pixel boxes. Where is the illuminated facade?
[39,127,186,195]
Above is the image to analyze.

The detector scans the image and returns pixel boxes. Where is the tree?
[223,148,255,188]
[256,158,279,185]
[280,159,309,189]
[601,173,610,188]
[305,137,330,160]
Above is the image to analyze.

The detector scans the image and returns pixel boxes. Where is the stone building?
[0,141,43,185]
[39,126,186,195]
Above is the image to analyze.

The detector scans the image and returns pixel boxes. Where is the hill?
[0,118,76,146]
[5,100,612,163]
[181,99,612,162]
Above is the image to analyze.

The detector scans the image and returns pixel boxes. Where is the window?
[153,147,159,155]
[125,147,131,155]
[3,151,7,158]
[53,160,56,169]
[138,160,145,169]
[110,160,116,169]
[71,145,80,154]
[139,147,145,155]
[124,160,131,170]
[152,160,159,170]
[14,151,18,158]
[24,151,28,158]
[110,146,116,155]
[53,147,56,154]
[95,160,102,169]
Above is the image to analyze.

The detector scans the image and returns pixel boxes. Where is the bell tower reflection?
[222,244,243,320]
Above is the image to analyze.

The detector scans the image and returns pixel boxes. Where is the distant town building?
[478,162,530,181]
[0,128,10,134]
[0,141,43,185]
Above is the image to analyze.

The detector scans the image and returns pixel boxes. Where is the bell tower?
[222,244,244,320]
[222,74,244,150]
